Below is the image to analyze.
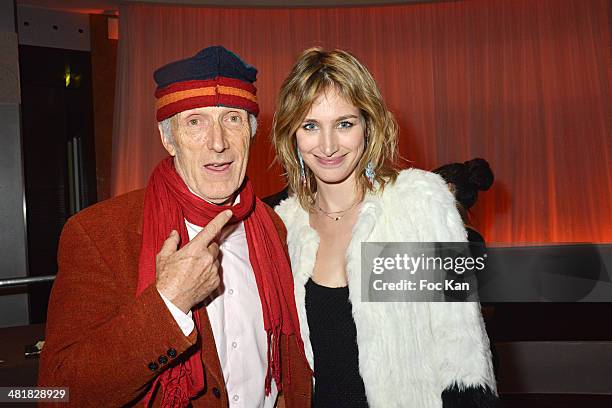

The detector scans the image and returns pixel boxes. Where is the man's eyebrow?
[225,111,247,117]
[182,112,203,119]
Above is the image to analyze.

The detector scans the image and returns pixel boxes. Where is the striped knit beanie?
[154,46,259,121]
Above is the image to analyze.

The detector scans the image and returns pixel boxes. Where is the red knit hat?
[154,46,259,121]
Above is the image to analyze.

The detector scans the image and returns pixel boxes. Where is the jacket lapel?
[133,191,226,391]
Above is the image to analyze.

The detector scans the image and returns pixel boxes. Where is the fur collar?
[276,169,497,407]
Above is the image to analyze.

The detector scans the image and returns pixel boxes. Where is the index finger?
[189,210,233,247]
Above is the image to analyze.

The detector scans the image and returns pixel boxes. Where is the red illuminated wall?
[111,0,610,244]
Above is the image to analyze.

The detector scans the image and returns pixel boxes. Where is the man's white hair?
[159,113,257,145]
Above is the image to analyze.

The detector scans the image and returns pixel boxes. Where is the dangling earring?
[297,149,306,183]
[365,162,375,184]
[363,132,375,184]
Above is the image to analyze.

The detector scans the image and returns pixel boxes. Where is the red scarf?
[137,157,304,407]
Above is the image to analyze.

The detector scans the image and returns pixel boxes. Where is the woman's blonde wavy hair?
[272,47,399,211]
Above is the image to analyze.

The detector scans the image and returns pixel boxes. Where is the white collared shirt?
[159,220,277,407]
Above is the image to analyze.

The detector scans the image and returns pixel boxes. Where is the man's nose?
[320,127,339,157]
[207,122,229,152]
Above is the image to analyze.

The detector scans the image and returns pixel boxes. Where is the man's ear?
[158,123,176,156]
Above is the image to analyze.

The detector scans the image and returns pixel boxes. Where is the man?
[39,46,312,407]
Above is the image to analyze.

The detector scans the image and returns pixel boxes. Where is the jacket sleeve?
[38,216,197,407]
[421,173,499,407]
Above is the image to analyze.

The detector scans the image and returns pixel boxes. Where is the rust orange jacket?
[38,190,312,407]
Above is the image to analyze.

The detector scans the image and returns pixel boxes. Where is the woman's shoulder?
[378,168,458,220]
[381,168,450,201]
[274,195,303,227]
[377,168,466,241]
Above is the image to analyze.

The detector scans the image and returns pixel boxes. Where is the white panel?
[16,5,90,51]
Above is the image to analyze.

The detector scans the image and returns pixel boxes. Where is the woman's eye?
[302,122,317,131]
[338,121,354,129]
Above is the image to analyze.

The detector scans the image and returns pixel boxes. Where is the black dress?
[305,278,369,408]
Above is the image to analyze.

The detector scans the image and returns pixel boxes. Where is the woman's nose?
[320,128,339,157]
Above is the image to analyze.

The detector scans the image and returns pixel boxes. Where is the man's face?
[160,106,251,205]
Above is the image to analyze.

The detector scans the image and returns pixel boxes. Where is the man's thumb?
[158,230,179,258]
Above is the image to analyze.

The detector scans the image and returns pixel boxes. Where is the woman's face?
[295,87,366,187]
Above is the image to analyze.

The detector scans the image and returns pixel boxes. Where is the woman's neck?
[315,172,361,213]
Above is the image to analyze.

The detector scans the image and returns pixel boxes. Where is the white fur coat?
[276,169,497,408]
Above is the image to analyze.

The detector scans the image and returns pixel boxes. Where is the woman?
[272,47,497,408]
[433,158,495,244]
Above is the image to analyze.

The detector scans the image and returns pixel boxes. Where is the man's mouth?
[204,161,232,173]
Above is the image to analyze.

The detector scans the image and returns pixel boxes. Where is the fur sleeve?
[412,169,467,242]
[393,170,498,404]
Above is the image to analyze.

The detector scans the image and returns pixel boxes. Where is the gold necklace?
[316,199,360,221]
